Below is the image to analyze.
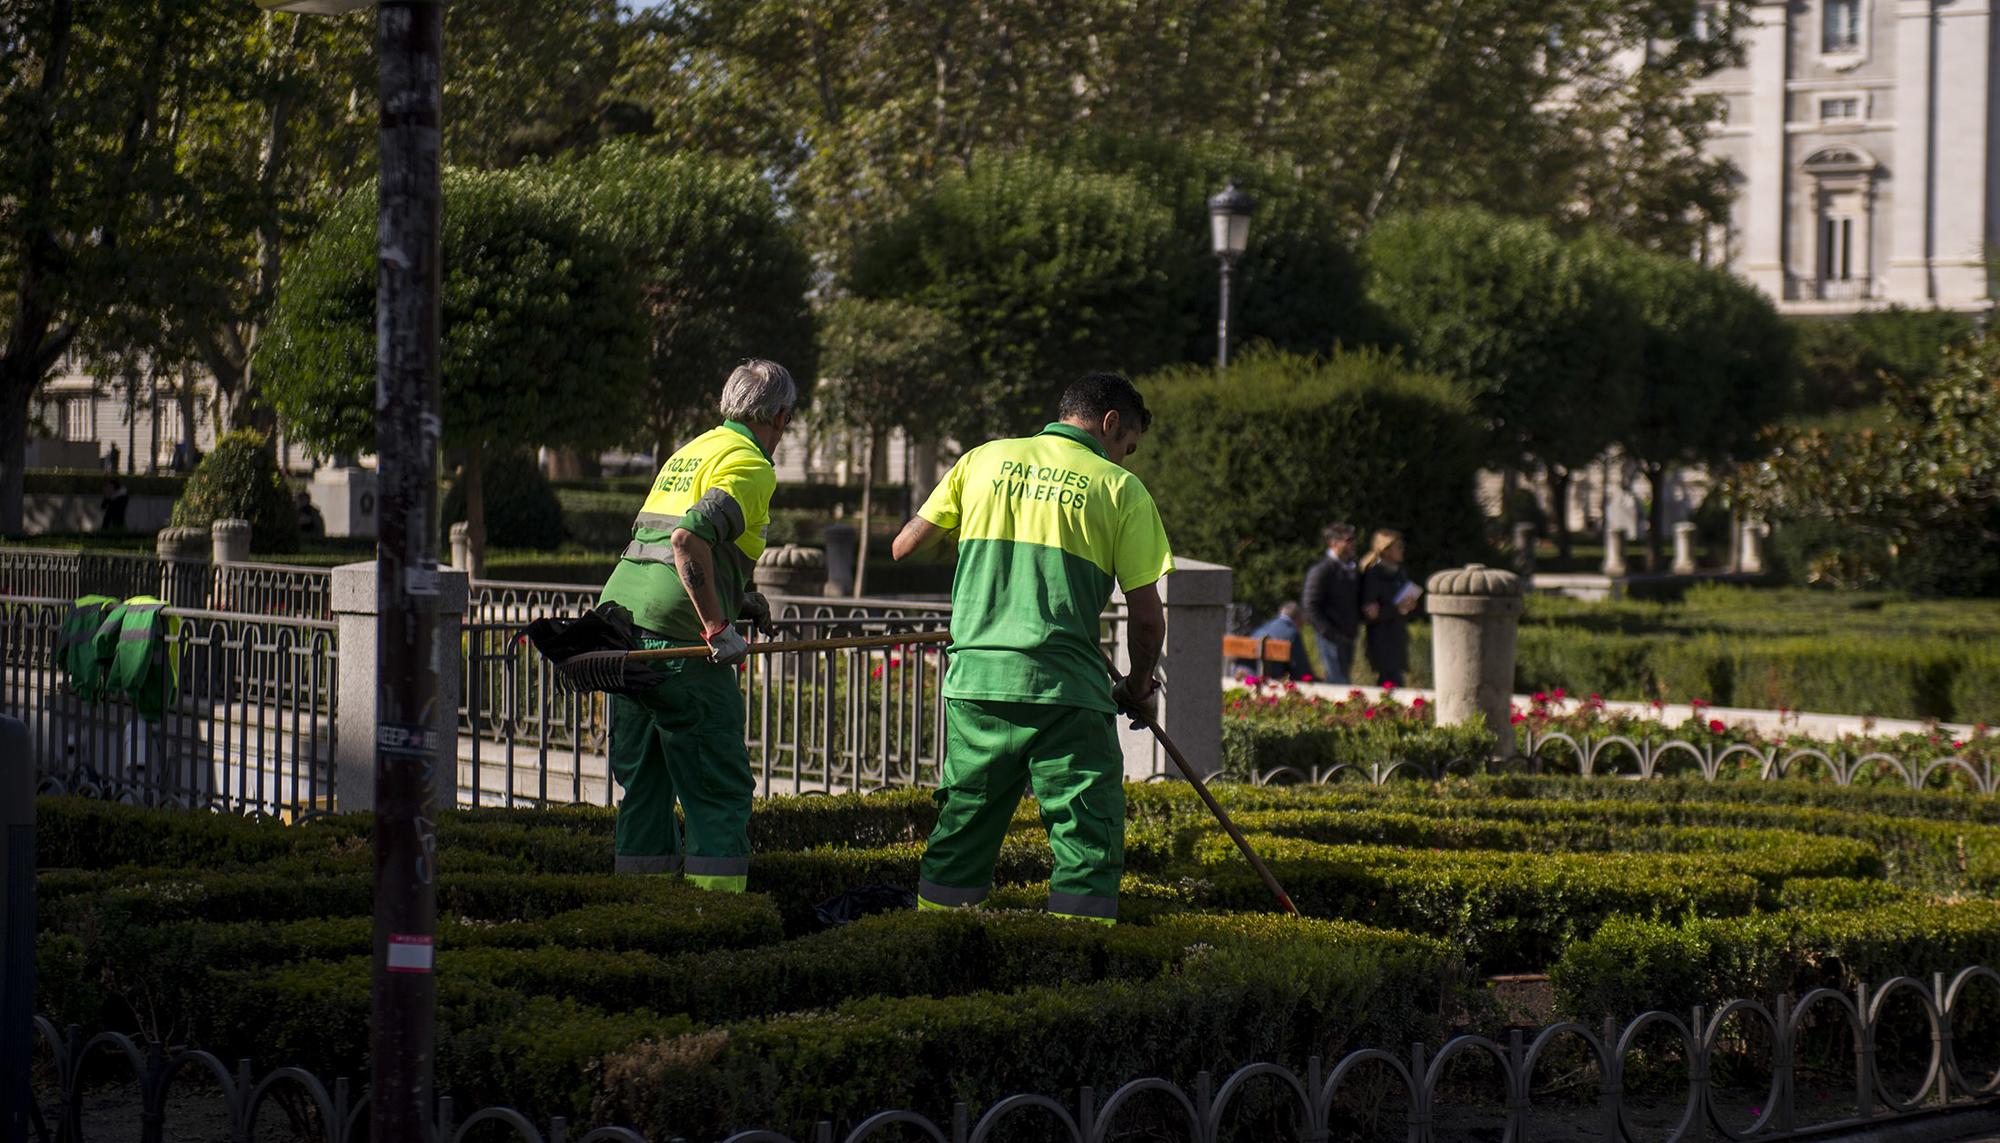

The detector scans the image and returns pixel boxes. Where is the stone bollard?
[450,522,473,574]
[754,543,829,599]
[1601,528,1628,578]
[822,523,858,597]
[154,526,210,610]
[1115,558,1232,782]
[211,518,251,564]
[1426,564,1523,758]
[1510,522,1537,579]
[1740,520,1768,575]
[1671,521,1698,575]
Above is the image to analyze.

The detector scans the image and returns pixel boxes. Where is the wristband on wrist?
[702,620,730,641]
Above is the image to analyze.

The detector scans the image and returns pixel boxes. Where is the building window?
[1820,214,1856,282]
[1692,2,1714,42]
[1821,96,1860,121]
[1823,0,1862,53]
[61,397,95,443]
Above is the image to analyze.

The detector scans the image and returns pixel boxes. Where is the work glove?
[705,623,750,667]
[740,590,775,636]
[1111,674,1161,729]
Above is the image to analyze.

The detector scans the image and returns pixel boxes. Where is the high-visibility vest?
[59,594,182,722]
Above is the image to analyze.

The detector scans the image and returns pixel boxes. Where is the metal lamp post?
[1206,179,1256,370]
[257,1,443,1139]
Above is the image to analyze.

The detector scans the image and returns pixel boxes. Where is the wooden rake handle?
[623,629,951,661]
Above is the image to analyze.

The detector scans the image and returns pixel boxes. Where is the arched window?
[1801,147,1880,299]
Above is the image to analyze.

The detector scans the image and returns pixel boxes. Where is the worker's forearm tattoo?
[679,556,708,591]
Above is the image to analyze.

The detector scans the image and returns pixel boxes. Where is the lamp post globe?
[1206,179,1256,369]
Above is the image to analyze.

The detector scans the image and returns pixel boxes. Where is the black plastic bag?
[814,883,918,927]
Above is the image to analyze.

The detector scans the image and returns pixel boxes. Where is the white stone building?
[1696,0,1996,313]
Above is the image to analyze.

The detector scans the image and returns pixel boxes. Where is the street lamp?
[258,2,443,1141]
[1207,178,1256,370]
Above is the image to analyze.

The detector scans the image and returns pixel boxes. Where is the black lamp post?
[1207,179,1256,369]
[257,2,443,1140]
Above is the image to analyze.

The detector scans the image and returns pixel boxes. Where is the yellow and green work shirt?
[600,421,776,640]
[919,423,1174,712]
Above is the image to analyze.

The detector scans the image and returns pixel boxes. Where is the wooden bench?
[1222,634,1294,677]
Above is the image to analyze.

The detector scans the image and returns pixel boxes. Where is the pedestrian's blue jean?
[1314,633,1355,685]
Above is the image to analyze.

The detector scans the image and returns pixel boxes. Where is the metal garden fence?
[22,965,2000,1142]
[0,548,334,621]
[0,597,337,818]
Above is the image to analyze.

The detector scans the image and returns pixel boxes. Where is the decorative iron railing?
[24,965,2000,1142]
[0,597,337,818]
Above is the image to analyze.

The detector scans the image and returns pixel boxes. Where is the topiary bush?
[1130,349,1490,616]
[168,430,300,553]
[442,450,565,550]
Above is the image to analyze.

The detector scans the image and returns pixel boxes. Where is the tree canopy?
[556,144,816,449]
[848,150,1184,440]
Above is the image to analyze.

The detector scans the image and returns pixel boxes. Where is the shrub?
[594,914,1463,1141]
[168,430,300,553]
[1130,349,1489,616]
[442,450,566,551]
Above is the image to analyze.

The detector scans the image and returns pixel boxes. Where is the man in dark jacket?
[1300,522,1361,684]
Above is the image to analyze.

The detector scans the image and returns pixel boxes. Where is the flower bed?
[1223,678,2000,789]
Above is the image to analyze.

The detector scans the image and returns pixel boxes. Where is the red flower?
[1691,698,1709,709]
[1532,691,1548,703]
[1552,688,1566,701]
[1411,696,1427,709]
[1363,709,1377,720]
[870,665,884,679]
[1708,719,1725,733]
[1300,674,1315,683]
[1381,680,1397,692]
[1954,740,1967,749]
[1510,712,1527,724]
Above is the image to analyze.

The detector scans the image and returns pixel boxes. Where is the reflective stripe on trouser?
[916,879,991,910]
[918,698,1124,922]
[607,640,755,890]
[615,854,684,875]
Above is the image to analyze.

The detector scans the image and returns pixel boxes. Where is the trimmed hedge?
[593,913,1461,1140]
[1552,901,2000,1024]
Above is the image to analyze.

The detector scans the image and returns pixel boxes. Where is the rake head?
[523,604,670,697]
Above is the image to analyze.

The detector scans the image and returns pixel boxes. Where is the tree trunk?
[854,432,874,598]
[0,382,30,538]
[1548,465,1574,561]
[1646,465,1669,572]
[464,438,488,580]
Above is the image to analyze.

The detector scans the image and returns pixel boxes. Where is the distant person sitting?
[1235,601,1312,680]
[296,491,325,539]
[99,478,129,532]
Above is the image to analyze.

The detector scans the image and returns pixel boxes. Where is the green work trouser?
[918,698,1125,922]
[607,640,755,891]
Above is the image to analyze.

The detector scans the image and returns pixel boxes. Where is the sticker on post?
[406,566,440,596]
[387,933,434,973]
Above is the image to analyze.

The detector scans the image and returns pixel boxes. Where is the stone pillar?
[1116,558,1232,782]
[1888,0,1937,301]
[331,562,469,813]
[211,518,251,564]
[1511,522,1537,580]
[822,523,858,596]
[1671,521,1698,575]
[1740,520,1768,575]
[1932,0,1991,306]
[449,523,473,574]
[1601,528,1628,578]
[154,527,209,609]
[1425,564,1524,758]
[1739,0,1791,299]
[754,543,829,599]
[308,466,380,539]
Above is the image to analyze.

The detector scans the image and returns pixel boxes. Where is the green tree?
[1792,307,1980,414]
[1365,208,1643,558]
[555,144,816,452]
[814,297,961,594]
[1131,348,1488,617]
[621,1,1744,259]
[848,150,1183,440]
[1731,336,2000,594]
[1591,235,1794,567]
[258,166,649,571]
